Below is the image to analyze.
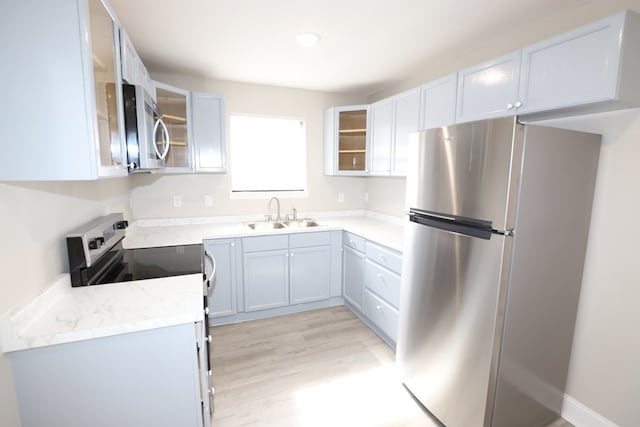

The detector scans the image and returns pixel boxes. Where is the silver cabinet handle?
[514,100,523,108]
[209,386,215,396]
[506,103,514,110]
[204,307,210,315]
[207,335,212,343]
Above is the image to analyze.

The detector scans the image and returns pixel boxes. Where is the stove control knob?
[88,237,105,250]
[113,220,129,230]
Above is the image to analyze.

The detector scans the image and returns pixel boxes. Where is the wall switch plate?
[364,192,369,202]
[338,192,345,203]
[173,195,182,208]
[204,195,213,207]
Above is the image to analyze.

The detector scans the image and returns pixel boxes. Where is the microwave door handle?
[158,118,171,160]
[152,118,171,160]
[152,118,164,159]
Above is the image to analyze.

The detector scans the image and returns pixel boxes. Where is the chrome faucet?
[268,197,281,221]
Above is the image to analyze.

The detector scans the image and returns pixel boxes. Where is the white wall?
[535,110,640,427]
[0,178,132,427]
[129,76,367,219]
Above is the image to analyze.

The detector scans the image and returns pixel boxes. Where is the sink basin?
[282,219,320,228]
[246,222,286,230]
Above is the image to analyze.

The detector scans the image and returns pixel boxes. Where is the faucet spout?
[268,197,281,221]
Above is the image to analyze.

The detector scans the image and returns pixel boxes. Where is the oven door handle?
[203,250,216,293]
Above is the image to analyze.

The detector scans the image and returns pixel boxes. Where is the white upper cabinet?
[120,28,155,100]
[120,29,141,86]
[1,0,127,181]
[420,73,458,130]
[369,88,420,177]
[324,105,371,176]
[455,10,640,124]
[456,51,522,123]
[369,98,393,175]
[518,10,640,118]
[391,88,420,175]
[191,92,227,173]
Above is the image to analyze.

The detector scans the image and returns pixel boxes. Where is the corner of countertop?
[1,274,70,353]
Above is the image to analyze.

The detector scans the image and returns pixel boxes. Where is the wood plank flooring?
[209,306,573,427]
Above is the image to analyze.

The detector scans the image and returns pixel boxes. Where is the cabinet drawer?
[343,232,365,252]
[365,241,402,274]
[289,231,331,248]
[364,289,399,343]
[364,259,401,308]
[242,234,288,252]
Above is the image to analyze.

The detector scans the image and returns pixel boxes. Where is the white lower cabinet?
[243,235,290,312]
[363,289,399,343]
[203,238,240,318]
[290,235,331,304]
[342,232,402,346]
[9,323,208,427]
[242,232,332,313]
[342,233,366,310]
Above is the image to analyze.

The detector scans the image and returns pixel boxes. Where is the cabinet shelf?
[162,113,186,123]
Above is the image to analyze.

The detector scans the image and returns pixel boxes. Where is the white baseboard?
[562,394,620,427]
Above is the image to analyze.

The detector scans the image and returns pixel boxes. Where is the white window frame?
[229,113,308,199]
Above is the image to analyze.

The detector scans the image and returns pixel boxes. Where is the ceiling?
[109,0,633,96]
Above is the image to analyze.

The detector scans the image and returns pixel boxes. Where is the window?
[230,114,307,196]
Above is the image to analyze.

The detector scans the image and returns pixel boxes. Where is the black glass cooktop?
[93,243,203,285]
[123,244,203,281]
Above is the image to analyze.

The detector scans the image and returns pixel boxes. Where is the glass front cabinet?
[324,105,370,176]
[154,82,194,172]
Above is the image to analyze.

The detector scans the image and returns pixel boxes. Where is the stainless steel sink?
[245,219,320,230]
[246,222,286,230]
[282,219,319,228]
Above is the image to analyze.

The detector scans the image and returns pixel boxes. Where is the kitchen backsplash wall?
[0,179,132,314]
[365,177,407,217]
[129,76,369,219]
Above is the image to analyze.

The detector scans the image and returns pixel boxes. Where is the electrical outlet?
[173,195,182,208]
[364,192,369,202]
[338,192,345,203]
[204,195,213,207]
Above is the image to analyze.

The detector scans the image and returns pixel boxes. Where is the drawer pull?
[376,305,382,310]
[378,253,386,262]
[376,273,385,283]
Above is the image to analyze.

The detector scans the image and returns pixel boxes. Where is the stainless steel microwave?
[122,84,170,172]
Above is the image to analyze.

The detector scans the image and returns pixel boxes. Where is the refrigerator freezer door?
[405,117,523,231]
[396,219,511,427]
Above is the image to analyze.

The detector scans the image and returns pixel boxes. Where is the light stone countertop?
[1,273,203,353]
[124,211,405,252]
[1,211,404,354]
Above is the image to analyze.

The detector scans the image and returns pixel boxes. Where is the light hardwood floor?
[209,306,573,427]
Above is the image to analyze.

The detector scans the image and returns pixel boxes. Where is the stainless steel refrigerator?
[396,117,601,427]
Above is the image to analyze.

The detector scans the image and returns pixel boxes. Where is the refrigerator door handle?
[408,210,493,240]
